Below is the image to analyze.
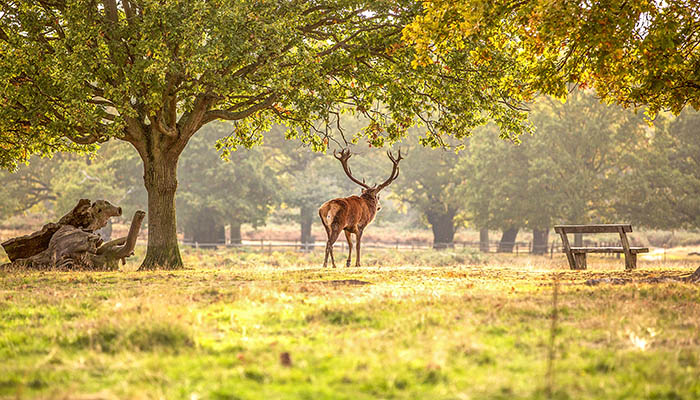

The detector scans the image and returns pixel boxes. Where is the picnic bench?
[554,224,649,270]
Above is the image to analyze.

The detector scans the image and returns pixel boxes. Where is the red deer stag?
[319,149,403,268]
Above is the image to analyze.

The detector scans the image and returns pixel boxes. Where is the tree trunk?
[185,209,224,248]
[479,228,489,253]
[300,206,314,251]
[427,211,455,250]
[574,233,583,247]
[230,221,242,245]
[497,227,519,253]
[532,228,549,255]
[140,152,183,270]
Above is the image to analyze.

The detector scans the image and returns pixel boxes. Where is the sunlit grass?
[1,248,699,399]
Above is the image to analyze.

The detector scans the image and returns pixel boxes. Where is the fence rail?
[176,239,576,255]
[175,239,645,258]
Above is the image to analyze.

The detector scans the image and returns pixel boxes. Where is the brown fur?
[318,189,382,268]
[320,149,401,268]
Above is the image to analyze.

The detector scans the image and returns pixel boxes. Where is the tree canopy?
[405,0,700,115]
[1,0,540,268]
[0,0,535,168]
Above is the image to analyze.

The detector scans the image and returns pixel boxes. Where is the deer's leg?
[355,228,363,267]
[326,226,341,268]
[321,218,332,268]
[344,230,353,267]
[323,239,330,268]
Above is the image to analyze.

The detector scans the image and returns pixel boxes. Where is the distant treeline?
[1,91,697,252]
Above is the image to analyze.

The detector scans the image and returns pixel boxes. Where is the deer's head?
[333,149,403,212]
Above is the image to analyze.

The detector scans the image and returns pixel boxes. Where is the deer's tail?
[319,201,341,229]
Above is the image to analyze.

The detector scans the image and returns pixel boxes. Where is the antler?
[375,149,403,191]
[334,149,371,189]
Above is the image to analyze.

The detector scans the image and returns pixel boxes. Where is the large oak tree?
[1,0,533,269]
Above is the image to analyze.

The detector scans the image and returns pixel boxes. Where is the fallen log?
[1,199,122,262]
[1,199,143,271]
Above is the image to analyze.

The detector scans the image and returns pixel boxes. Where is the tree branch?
[202,93,277,124]
[102,0,119,23]
[152,113,178,137]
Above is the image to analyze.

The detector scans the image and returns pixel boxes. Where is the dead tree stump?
[1,199,144,271]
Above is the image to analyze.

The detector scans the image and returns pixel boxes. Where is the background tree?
[277,152,341,251]
[1,0,536,269]
[0,147,135,223]
[0,156,62,219]
[459,91,648,252]
[393,140,466,249]
[459,131,529,252]
[618,110,700,231]
[178,123,279,246]
[528,90,648,246]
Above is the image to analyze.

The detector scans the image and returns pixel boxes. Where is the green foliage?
[407,0,700,115]
[0,141,144,221]
[618,110,700,229]
[0,155,62,218]
[392,137,466,240]
[178,122,280,233]
[0,0,535,169]
[1,0,543,268]
[459,90,648,230]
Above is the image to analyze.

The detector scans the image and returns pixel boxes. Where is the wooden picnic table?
[554,224,649,270]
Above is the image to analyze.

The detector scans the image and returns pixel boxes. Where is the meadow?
[1,247,699,399]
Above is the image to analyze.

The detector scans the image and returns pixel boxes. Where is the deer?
[319,148,403,268]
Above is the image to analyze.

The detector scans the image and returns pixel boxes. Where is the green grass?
[1,248,700,399]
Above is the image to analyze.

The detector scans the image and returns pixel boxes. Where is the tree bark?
[300,206,314,251]
[479,228,489,253]
[230,221,242,245]
[532,228,549,255]
[139,151,183,270]
[427,211,455,250]
[497,227,519,253]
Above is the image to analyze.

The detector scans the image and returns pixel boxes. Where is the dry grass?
[1,247,699,399]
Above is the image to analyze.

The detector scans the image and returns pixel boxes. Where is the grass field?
[1,247,700,399]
